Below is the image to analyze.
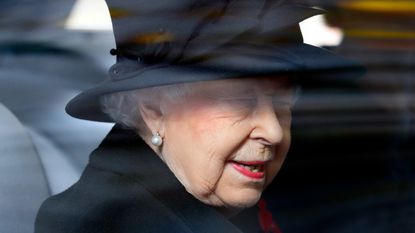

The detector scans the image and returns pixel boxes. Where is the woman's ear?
[138,101,165,137]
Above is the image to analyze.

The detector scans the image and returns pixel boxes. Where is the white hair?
[100,84,190,135]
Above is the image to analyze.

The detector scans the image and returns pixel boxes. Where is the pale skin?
[139,76,295,213]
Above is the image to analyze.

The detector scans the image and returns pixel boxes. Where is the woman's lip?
[234,160,267,166]
[230,161,265,179]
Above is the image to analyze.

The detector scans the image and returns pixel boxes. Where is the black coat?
[35,125,264,233]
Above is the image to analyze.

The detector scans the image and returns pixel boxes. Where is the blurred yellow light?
[345,29,415,40]
[341,1,415,13]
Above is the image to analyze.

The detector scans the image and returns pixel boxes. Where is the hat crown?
[105,0,323,67]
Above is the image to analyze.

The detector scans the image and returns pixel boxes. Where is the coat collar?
[89,124,261,233]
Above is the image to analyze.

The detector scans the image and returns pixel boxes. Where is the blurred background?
[0,0,413,233]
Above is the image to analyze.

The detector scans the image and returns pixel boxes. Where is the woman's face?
[157,77,295,209]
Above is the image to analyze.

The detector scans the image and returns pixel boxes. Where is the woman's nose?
[249,97,284,145]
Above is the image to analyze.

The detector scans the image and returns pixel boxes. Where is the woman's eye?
[272,95,296,108]
[270,87,299,108]
[221,98,257,110]
[272,100,293,126]
[275,106,292,125]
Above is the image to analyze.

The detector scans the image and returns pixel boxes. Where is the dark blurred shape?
[0,0,116,167]
[0,1,116,231]
[0,0,75,30]
[0,41,81,56]
[0,103,50,233]
[265,1,415,233]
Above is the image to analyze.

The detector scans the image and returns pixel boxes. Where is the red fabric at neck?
[258,198,283,233]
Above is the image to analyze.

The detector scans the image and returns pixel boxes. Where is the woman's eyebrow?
[257,86,294,96]
[211,85,255,96]
[235,88,256,95]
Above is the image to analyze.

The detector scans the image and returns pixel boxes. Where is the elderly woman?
[35,0,362,232]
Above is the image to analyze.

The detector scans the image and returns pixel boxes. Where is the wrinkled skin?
[141,77,296,211]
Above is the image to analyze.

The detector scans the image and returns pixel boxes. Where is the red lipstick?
[230,161,265,179]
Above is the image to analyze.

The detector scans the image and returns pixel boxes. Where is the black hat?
[66,0,364,122]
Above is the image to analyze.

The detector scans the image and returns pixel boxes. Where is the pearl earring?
[151,132,163,146]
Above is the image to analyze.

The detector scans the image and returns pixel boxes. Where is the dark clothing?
[35,125,263,233]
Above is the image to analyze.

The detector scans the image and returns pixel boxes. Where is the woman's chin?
[225,193,262,209]
[206,189,263,210]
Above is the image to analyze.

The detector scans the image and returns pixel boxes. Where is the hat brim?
[66,43,365,122]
